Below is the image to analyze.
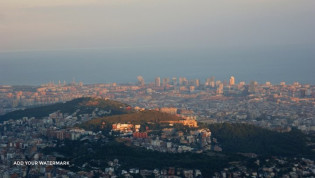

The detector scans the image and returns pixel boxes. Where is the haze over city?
[0,0,314,85]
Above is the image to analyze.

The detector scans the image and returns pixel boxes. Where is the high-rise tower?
[155,77,161,87]
[137,76,145,86]
[229,76,235,86]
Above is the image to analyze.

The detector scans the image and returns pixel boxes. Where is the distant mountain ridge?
[0,97,130,122]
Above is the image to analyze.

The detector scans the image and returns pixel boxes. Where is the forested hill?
[208,123,314,158]
[80,110,182,130]
[0,97,131,122]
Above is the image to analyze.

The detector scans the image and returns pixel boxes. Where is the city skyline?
[0,74,313,87]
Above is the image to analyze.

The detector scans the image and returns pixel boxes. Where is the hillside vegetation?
[208,123,314,158]
[42,139,236,177]
[0,97,130,121]
[80,110,182,130]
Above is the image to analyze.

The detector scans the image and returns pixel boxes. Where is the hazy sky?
[1,0,314,52]
[0,0,314,85]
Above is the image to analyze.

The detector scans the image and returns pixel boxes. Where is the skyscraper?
[172,77,177,86]
[137,76,145,86]
[229,76,235,86]
[249,81,258,93]
[195,79,200,87]
[216,83,224,95]
[179,77,188,86]
[162,78,170,87]
[155,77,161,87]
[210,76,215,88]
[205,78,211,86]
